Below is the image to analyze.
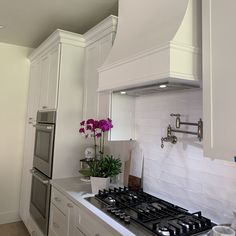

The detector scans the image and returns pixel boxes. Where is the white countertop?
[51,177,136,236]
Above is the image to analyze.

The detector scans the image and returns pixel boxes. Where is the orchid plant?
[79,118,113,158]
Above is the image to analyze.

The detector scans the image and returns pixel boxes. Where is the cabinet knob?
[67,203,74,208]
[54,197,61,202]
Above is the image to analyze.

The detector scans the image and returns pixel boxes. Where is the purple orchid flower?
[79,128,85,133]
[86,119,95,125]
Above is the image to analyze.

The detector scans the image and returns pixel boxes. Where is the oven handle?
[30,169,50,185]
[33,124,53,130]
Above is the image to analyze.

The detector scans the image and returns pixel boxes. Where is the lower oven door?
[30,168,51,235]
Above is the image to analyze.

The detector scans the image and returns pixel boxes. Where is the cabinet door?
[19,60,41,226]
[39,45,60,110]
[27,60,42,119]
[47,45,60,109]
[39,54,50,109]
[83,35,113,120]
[19,123,35,226]
[66,201,77,236]
[203,0,236,161]
[50,204,67,236]
[97,36,114,119]
[83,42,100,119]
[77,207,120,236]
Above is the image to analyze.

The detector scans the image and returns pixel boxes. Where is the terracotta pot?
[90,176,110,194]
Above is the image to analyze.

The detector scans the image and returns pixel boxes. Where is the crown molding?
[29,16,118,61]
[29,29,85,61]
[83,15,118,46]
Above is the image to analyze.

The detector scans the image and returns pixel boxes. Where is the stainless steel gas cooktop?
[85,187,215,236]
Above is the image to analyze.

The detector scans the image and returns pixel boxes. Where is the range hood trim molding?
[98,41,200,73]
[98,40,201,92]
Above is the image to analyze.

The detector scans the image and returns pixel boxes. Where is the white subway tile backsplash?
[135,90,236,224]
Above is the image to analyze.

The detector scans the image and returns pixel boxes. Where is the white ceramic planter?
[90,176,110,194]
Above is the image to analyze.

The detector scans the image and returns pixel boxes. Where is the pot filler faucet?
[161,114,203,148]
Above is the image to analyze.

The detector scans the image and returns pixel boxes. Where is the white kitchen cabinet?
[83,16,117,120]
[83,16,134,141]
[49,187,86,236]
[50,186,120,236]
[203,0,236,161]
[39,45,60,110]
[20,29,85,231]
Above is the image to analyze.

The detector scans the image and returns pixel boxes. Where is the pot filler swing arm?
[161,114,203,148]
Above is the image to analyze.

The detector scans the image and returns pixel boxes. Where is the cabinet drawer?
[50,204,67,236]
[51,187,67,214]
[76,208,120,236]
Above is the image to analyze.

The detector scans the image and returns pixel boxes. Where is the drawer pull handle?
[95,234,100,236]
[53,222,60,229]
[67,203,74,208]
[54,197,61,202]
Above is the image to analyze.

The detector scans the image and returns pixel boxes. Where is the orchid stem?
[94,130,97,159]
[102,132,105,158]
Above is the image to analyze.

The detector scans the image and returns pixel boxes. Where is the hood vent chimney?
[98,0,202,93]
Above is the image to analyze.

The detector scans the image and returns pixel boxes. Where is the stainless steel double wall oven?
[30,110,56,235]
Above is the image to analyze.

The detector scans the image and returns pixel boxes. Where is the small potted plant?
[89,155,122,193]
[79,118,122,193]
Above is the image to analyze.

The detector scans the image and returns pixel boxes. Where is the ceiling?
[0,0,118,48]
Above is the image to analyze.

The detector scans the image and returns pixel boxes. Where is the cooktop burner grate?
[86,187,215,236]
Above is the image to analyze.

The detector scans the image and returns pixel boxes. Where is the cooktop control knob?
[124,215,131,224]
[115,210,121,216]
[111,208,118,213]
[106,206,113,212]
[119,213,126,219]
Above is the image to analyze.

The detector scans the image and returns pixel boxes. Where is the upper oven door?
[33,123,55,177]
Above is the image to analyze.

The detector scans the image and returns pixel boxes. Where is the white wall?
[135,90,236,224]
[0,42,32,224]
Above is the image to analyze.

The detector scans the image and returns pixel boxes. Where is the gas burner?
[104,196,116,205]
[86,188,215,236]
[158,227,170,236]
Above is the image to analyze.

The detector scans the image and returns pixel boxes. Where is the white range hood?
[98,0,202,93]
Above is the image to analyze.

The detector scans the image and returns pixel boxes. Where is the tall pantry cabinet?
[19,30,85,233]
